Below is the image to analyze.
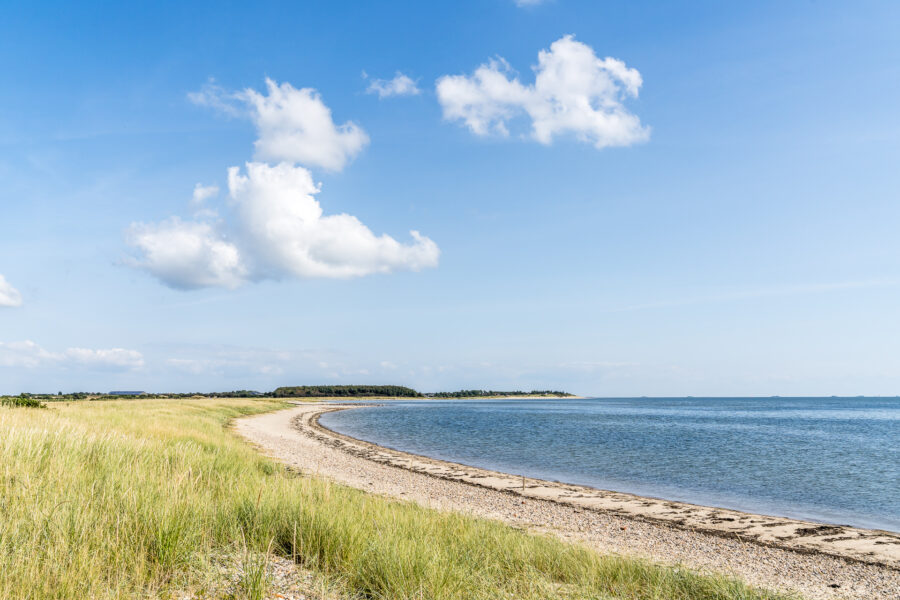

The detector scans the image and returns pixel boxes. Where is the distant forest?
[272,385,422,398]
[428,390,574,398]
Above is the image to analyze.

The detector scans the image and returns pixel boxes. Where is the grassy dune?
[0,399,794,600]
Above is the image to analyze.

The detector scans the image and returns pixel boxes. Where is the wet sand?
[235,403,900,600]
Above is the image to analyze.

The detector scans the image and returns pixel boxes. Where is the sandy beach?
[235,403,900,600]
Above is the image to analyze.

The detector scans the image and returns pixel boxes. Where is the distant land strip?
[0,385,576,403]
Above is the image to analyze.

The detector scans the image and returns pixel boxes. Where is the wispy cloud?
[560,361,640,372]
[191,183,219,205]
[0,274,22,308]
[164,345,296,377]
[162,344,385,381]
[365,72,422,98]
[186,79,245,118]
[0,340,144,370]
[608,279,899,313]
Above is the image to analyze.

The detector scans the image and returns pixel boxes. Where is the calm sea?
[319,397,900,532]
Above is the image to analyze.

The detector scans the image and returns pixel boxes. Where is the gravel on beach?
[235,404,900,600]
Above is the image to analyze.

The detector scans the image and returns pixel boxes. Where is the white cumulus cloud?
[190,78,369,172]
[436,35,649,149]
[132,77,438,290]
[229,162,438,279]
[0,274,22,307]
[366,72,422,98]
[129,162,439,288]
[0,340,144,370]
[127,218,247,290]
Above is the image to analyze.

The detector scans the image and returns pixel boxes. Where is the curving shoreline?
[236,403,900,599]
[307,404,900,570]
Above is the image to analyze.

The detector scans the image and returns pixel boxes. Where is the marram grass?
[0,399,795,600]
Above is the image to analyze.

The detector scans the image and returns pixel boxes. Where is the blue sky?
[2,0,900,395]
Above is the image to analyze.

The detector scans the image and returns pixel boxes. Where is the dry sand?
[235,403,900,600]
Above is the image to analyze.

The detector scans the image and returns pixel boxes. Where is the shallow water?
[319,397,900,531]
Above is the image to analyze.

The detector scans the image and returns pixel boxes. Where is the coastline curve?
[305,403,900,570]
[235,402,900,600]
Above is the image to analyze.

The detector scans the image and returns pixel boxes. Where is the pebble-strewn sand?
[235,404,900,600]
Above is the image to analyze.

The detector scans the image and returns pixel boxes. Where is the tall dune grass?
[0,399,794,599]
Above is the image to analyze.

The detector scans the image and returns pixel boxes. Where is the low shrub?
[0,395,45,408]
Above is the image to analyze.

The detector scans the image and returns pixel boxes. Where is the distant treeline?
[427,390,574,398]
[1,391,266,402]
[3,386,574,405]
[272,385,422,398]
